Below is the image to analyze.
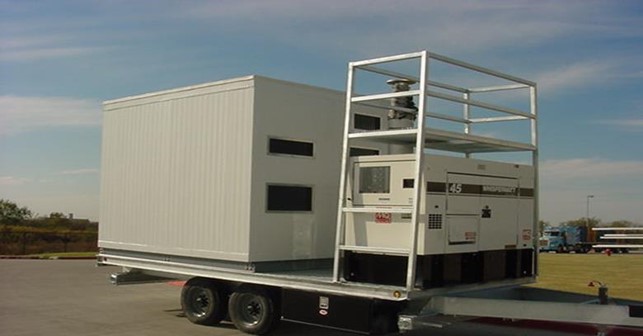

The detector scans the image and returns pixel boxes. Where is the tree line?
[0,199,97,255]
[0,199,97,231]
[538,217,641,236]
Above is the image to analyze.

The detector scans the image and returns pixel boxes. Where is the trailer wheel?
[181,278,227,325]
[229,286,280,335]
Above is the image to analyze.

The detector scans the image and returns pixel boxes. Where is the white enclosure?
[345,154,535,255]
[100,76,384,263]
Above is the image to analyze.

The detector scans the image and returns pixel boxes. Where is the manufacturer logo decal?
[375,212,392,224]
[481,206,491,218]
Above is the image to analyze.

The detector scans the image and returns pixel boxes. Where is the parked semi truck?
[540,226,636,253]
[98,51,642,334]
[539,226,598,253]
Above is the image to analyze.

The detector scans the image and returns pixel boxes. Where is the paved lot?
[0,259,614,336]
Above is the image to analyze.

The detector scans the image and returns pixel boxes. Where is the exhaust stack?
[386,79,417,153]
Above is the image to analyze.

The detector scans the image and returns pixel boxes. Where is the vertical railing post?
[463,92,471,158]
[530,85,539,276]
[332,62,356,283]
[405,51,429,290]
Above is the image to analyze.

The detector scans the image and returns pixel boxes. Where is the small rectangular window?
[354,114,381,130]
[267,185,313,211]
[269,138,313,157]
[359,166,390,194]
[403,179,414,188]
[350,147,380,157]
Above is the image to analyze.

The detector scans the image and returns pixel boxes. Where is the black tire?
[181,278,227,325]
[228,286,280,335]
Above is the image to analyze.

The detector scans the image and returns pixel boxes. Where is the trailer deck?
[100,248,534,301]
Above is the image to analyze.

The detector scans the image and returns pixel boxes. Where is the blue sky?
[1,0,642,224]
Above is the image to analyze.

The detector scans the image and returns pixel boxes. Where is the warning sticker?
[375,212,392,224]
[465,231,477,241]
[522,229,532,241]
[319,296,329,309]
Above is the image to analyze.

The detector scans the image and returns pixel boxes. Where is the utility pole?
[586,195,594,228]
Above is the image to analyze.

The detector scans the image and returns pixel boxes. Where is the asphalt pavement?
[0,259,621,336]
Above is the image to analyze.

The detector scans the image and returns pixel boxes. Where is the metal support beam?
[426,296,643,328]
[468,83,529,93]
[428,52,536,86]
[426,90,533,119]
[351,51,424,67]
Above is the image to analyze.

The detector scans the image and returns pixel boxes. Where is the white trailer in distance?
[98,51,643,335]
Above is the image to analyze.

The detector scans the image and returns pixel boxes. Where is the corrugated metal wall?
[99,79,254,261]
[248,77,387,262]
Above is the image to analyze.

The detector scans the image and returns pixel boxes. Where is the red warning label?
[522,229,532,241]
[375,212,392,224]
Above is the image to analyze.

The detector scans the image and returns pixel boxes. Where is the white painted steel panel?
[248,77,387,262]
[100,76,387,263]
[100,77,255,261]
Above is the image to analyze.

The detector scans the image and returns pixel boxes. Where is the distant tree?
[0,199,32,225]
[49,212,66,219]
[561,217,601,228]
[607,220,634,228]
[41,212,70,228]
[538,220,549,235]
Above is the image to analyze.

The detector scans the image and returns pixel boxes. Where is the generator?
[343,154,534,287]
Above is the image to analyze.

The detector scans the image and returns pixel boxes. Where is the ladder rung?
[343,207,413,214]
[351,90,422,103]
[348,128,417,139]
[339,245,410,256]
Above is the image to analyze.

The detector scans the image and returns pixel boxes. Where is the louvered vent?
[427,214,443,229]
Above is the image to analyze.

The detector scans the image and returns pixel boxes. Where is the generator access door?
[445,173,519,253]
[445,173,480,253]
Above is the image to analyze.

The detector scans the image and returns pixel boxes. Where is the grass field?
[529,253,643,301]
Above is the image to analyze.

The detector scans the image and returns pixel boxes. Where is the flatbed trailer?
[100,248,643,334]
[594,227,643,252]
[98,51,643,334]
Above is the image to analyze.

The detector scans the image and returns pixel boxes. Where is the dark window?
[267,185,313,211]
[354,114,381,130]
[350,147,380,157]
[403,179,414,188]
[359,167,390,193]
[269,138,313,157]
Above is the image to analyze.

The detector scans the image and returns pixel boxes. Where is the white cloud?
[58,169,99,175]
[0,176,32,186]
[175,1,638,94]
[593,119,643,130]
[0,96,101,136]
[0,46,102,62]
[534,61,617,93]
[541,158,643,179]
[178,1,631,55]
[0,31,108,61]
